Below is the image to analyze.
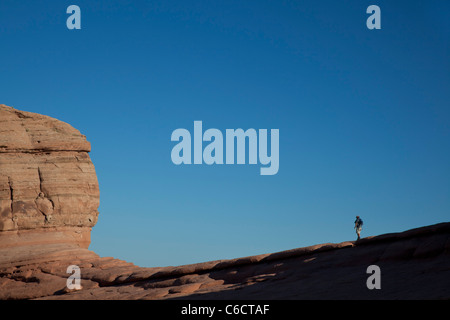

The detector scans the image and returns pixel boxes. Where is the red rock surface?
[0,104,99,248]
[0,105,449,300]
[0,222,449,300]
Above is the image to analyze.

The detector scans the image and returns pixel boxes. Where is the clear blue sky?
[1,1,449,267]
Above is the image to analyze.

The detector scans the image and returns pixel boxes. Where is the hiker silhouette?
[354,216,363,240]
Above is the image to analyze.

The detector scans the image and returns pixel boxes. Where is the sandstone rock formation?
[0,104,99,249]
[1,222,449,300]
[0,105,449,300]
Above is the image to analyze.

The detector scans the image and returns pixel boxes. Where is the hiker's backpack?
[358,219,363,227]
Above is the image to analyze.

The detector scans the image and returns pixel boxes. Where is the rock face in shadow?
[0,105,449,300]
[1,222,449,300]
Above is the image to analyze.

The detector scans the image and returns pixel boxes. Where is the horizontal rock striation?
[0,222,449,300]
[0,104,99,248]
[0,105,448,300]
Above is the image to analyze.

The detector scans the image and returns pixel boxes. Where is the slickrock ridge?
[1,222,449,300]
[0,105,449,300]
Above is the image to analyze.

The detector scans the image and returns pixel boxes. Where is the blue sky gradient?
[1,0,449,267]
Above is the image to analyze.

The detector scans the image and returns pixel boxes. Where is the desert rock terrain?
[0,104,449,300]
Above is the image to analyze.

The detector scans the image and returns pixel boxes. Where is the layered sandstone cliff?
[0,105,449,300]
[0,104,99,248]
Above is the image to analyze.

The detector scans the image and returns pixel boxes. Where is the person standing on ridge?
[354,216,363,240]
